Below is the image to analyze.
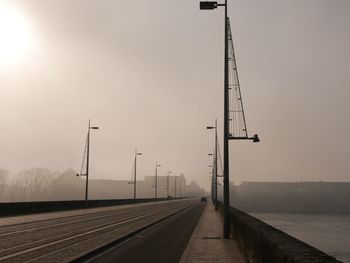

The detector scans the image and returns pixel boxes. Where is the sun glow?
[0,2,37,69]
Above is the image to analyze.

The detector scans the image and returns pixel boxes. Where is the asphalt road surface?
[0,199,199,262]
[87,201,205,263]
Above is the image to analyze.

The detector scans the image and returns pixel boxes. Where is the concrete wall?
[0,198,173,217]
[217,202,341,263]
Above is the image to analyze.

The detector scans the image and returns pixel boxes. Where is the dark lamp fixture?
[200,1,218,10]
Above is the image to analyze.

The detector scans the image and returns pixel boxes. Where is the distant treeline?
[0,168,206,202]
[230,182,350,214]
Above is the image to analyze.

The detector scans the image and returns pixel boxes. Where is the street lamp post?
[166,170,172,198]
[208,152,215,205]
[154,162,161,199]
[133,149,142,201]
[200,0,230,238]
[200,1,259,239]
[174,175,178,198]
[77,119,99,207]
[179,174,183,198]
[207,119,218,210]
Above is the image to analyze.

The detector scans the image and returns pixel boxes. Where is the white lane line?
[0,199,192,229]
[0,207,164,254]
[0,200,180,238]
[0,211,161,261]
[24,202,196,263]
[0,204,166,238]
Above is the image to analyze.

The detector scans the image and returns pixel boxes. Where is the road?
[86,201,205,263]
[0,199,200,263]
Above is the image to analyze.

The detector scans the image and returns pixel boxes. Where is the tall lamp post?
[154,162,161,199]
[207,119,218,210]
[166,170,172,198]
[77,119,99,207]
[200,0,230,239]
[174,175,178,198]
[200,1,260,239]
[208,153,214,203]
[133,149,142,201]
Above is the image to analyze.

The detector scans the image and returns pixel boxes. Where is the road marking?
[0,208,160,254]
[26,203,196,263]
[0,205,161,238]
[73,202,198,263]
[0,212,160,261]
[0,202,195,261]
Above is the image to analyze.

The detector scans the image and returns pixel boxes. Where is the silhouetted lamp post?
[207,119,218,210]
[174,175,178,198]
[208,151,215,203]
[179,174,184,198]
[200,0,260,238]
[200,0,230,239]
[133,149,142,201]
[154,162,161,199]
[166,170,172,198]
[77,119,99,207]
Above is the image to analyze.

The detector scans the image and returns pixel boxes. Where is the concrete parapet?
[217,202,342,263]
[0,198,176,217]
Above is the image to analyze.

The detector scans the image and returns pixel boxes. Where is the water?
[251,213,350,263]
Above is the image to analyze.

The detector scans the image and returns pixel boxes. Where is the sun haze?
[0,0,350,191]
[0,1,38,70]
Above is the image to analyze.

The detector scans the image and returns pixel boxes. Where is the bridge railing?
[0,198,180,217]
[216,201,341,263]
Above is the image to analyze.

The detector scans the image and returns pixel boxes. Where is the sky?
[0,0,349,190]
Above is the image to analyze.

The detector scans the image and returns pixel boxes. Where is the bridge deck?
[0,201,161,227]
[180,202,244,263]
[0,199,197,262]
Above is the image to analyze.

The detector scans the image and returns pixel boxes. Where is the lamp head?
[200,1,218,10]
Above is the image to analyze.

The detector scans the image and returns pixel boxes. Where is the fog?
[1,0,350,191]
[0,168,206,202]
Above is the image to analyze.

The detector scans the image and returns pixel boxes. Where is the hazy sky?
[1,0,349,190]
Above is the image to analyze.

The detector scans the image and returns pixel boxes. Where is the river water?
[251,213,350,263]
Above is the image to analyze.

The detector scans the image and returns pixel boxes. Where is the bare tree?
[12,168,57,201]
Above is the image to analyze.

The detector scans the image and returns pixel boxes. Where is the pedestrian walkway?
[180,202,245,263]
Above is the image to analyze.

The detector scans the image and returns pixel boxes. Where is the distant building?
[232,182,350,214]
[0,169,207,202]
